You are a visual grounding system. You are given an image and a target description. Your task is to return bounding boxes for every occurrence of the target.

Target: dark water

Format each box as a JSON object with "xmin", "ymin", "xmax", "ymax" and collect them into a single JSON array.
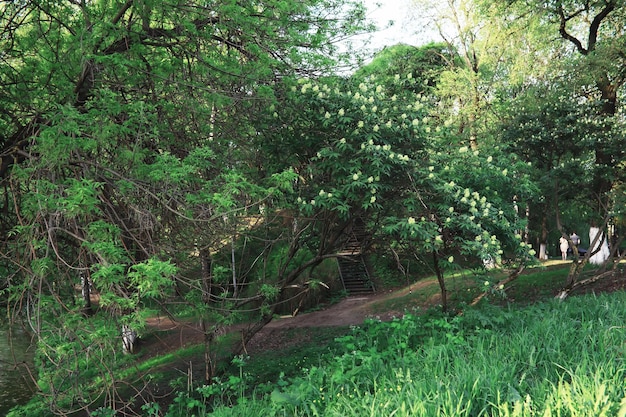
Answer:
[{"xmin": 0, "ymin": 325, "xmax": 35, "ymax": 416}]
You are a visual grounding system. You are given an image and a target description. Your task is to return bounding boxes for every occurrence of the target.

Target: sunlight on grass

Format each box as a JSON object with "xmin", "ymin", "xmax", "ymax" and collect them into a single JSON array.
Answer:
[
  {"xmin": 184, "ymin": 290, "xmax": 626, "ymax": 417},
  {"xmin": 97, "ymin": 264, "xmax": 626, "ymax": 417},
  {"xmin": 367, "ymin": 264, "xmax": 573, "ymax": 314}
]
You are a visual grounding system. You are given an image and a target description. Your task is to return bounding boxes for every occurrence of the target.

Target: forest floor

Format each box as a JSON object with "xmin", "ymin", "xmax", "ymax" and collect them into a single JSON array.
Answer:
[
  {"xmin": 122, "ymin": 260, "xmax": 626, "ymax": 415},
  {"xmin": 142, "ymin": 260, "xmax": 626, "ymax": 358},
  {"xmin": 128, "ymin": 286, "xmax": 418, "ymax": 415},
  {"xmin": 142, "ymin": 277, "xmax": 438, "ymax": 358}
]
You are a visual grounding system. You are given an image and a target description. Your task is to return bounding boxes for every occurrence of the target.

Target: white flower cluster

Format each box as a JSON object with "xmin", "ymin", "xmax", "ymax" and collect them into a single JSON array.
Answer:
[
  {"xmin": 296, "ymin": 79, "xmax": 332, "ymax": 98},
  {"xmin": 454, "ymin": 188, "xmax": 496, "ymax": 220},
  {"xmin": 358, "ymin": 140, "xmax": 411, "ymax": 162},
  {"xmin": 474, "ymin": 230, "xmax": 504, "ymax": 256}
]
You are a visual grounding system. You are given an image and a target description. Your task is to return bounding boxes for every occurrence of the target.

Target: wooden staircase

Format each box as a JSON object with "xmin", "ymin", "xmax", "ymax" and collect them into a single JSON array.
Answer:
[
  {"xmin": 337, "ymin": 219, "xmax": 375, "ymax": 295},
  {"xmin": 337, "ymin": 255, "xmax": 374, "ymax": 295}
]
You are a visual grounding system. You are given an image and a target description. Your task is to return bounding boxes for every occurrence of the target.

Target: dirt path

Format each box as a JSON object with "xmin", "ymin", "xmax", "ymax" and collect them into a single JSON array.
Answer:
[
  {"xmin": 265, "ymin": 296, "xmax": 384, "ymax": 328},
  {"xmin": 265, "ymin": 278, "xmax": 439, "ymax": 329},
  {"xmin": 141, "ymin": 295, "xmax": 382, "ymax": 355},
  {"xmin": 142, "ymin": 266, "xmax": 626, "ymax": 357},
  {"xmin": 141, "ymin": 278, "xmax": 442, "ymax": 360}
]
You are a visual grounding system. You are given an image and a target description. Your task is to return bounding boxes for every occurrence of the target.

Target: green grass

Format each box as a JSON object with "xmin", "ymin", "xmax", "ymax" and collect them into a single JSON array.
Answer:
[
  {"xmin": 13, "ymin": 264, "xmax": 626, "ymax": 417},
  {"xmin": 368, "ymin": 265, "xmax": 570, "ymax": 315},
  {"xmin": 156, "ymin": 285, "xmax": 626, "ymax": 417},
  {"xmin": 498, "ymin": 264, "xmax": 570, "ymax": 303},
  {"xmin": 237, "ymin": 327, "xmax": 349, "ymax": 385},
  {"xmin": 368, "ymin": 270, "xmax": 485, "ymax": 314},
  {"xmin": 120, "ymin": 344, "xmax": 205, "ymax": 379}
]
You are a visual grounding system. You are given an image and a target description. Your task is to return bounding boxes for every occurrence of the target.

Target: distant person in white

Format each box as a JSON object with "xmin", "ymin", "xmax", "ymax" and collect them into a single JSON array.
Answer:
[
  {"xmin": 589, "ymin": 225, "xmax": 610, "ymax": 265},
  {"xmin": 559, "ymin": 236, "xmax": 569, "ymax": 260}
]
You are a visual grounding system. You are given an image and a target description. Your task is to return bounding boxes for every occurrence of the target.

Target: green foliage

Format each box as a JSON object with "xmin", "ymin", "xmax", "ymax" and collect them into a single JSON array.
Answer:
[
  {"xmin": 168, "ymin": 291, "xmax": 626, "ymax": 417},
  {"xmin": 0, "ymin": 1, "xmax": 375, "ymax": 414},
  {"xmin": 22, "ymin": 314, "xmax": 128, "ymax": 414},
  {"xmin": 128, "ymin": 258, "xmax": 177, "ymax": 298},
  {"xmin": 369, "ymin": 253, "xmax": 410, "ymax": 287},
  {"xmin": 270, "ymin": 71, "xmax": 536, "ymax": 275},
  {"xmin": 5, "ymin": 0, "xmax": 626, "ymax": 414},
  {"xmin": 353, "ymin": 43, "xmax": 454, "ymax": 96}
]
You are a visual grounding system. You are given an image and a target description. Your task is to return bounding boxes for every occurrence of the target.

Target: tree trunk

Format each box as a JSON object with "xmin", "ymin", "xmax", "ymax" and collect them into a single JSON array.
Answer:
[
  {"xmin": 81, "ymin": 272, "xmax": 92, "ymax": 315},
  {"xmin": 470, "ymin": 265, "xmax": 525, "ymax": 306},
  {"xmin": 231, "ymin": 237, "xmax": 238, "ymax": 298},
  {"xmin": 200, "ymin": 248, "xmax": 216, "ymax": 383},
  {"xmin": 594, "ymin": 80, "xmax": 617, "ymax": 198},
  {"xmin": 433, "ymin": 252, "xmax": 447, "ymax": 312}
]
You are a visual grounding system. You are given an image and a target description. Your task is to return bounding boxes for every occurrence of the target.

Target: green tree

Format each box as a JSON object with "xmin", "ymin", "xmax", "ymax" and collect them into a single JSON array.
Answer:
[
  {"xmin": 489, "ymin": 0, "xmax": 626, "ymax": 208},
  {"xmin": 502, "ymin": 85, "xmax": 593, "ymax": 254},
  {"xmin": 353, "ymin": 42, "xmax": 452, "ymax": 95},
  {"xmin": 401, "ymin": 0, "xmax": 576, "ymax": 274},
  {"xmin": 0, "ymin": 0, "xmax": 369, "ymax": 413},
  {"xmin": 481, "ymin": 0, "xmax": 626, "ymax": 294},
  {"xmin": 410, "ymin": 0, "xmax": 521, "ymax": 151},
  {"xmin": 263, "ymin": 65, "xmax": 536, "ymax": 311}
]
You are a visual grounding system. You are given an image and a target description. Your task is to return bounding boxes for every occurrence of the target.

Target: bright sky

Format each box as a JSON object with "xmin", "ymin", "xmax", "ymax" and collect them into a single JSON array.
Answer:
[
  {"xmin": 338, "ymin": 0, "xmax": 441, "ymax": 70},
  {"xmin": 362, "ymin": 0, "xmax": 418, "ymax": 48}
]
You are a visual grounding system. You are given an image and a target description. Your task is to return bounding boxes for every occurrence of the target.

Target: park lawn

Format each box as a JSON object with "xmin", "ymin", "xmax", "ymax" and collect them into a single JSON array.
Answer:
[{"xmin": 157, "ymin": 265, "xmax": 626, "ymax": 417}]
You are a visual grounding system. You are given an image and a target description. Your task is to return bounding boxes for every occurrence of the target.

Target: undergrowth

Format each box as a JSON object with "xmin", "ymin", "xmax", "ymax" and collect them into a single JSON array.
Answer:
[
  {"xmin": 147, "ymin": 290, "xmax": 626, "ymax": 417},
  {"xmin": 11, "ymin": 265, "xmax": 626, "ymax": 416}
]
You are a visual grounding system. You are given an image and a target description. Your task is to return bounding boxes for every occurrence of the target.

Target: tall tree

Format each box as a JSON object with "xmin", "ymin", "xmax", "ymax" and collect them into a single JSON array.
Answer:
[
  {"xmin": 492, "ymin": 0, "xmax": 626, "ymax": 204},
  {"xmin": 266, "ymin": 47, "xmax": 537, "ymax": 312},
  {"xmin": 399, "ymin": 0, "xmax": 553, "ymax": 269},
  {"xmin": 410, "ymin": 0, "xmax": 507, "ymax": 150},
  {"xmin": 482, "ymin": 0, "xmax": 626, "ymax": 293},
  {"xmin": 0, "ymin": 0, "xmax": 369, "ymax": 413}
]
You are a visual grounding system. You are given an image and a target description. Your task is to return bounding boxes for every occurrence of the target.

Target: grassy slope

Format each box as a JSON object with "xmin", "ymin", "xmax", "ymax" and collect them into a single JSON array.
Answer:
[
  {"xmin": 158, "ymin": 263, "xmax": 626, "ymax": 416},
  {"xmin": 12, "ymin": 263, "xmax": 626, "ymax": 416}
]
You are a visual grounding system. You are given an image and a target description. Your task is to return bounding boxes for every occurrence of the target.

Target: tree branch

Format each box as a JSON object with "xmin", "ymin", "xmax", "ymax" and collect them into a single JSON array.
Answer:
[
  {"xmin": 557, "ymin": 5, "xmax": 587, "ymax": 54},
  {"xmin": 0, "ymin": 115, "xmax": 46, "ymax": 177},
  {"xmin": 587, "ymin": 0, "xmax": 616, "ymax": 52},
  {"xmin": 557, "ymin": 0, "xmax": 616, "ymax": 55}
]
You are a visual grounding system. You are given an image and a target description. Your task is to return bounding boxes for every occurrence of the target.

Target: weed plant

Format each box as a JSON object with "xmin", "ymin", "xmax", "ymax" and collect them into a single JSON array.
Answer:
[{"xmin": 156, "ymin": 291, "xmax": 626, "ymax": 416}]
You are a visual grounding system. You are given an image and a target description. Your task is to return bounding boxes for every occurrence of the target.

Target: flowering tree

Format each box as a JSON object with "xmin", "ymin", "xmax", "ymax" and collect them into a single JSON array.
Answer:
[
  {"xmin": 477, "ymin": 0, "xmax": 626, "ymax": 294},
  {"xmin": 264, "ymin": 63, "xmax": 537, "ymax": 311}
]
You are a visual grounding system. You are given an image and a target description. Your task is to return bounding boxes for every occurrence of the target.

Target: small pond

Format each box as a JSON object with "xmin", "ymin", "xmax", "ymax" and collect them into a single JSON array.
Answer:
[{"xmin": 0, "ymin": 324, "xmax": 35, "ymax": 416}]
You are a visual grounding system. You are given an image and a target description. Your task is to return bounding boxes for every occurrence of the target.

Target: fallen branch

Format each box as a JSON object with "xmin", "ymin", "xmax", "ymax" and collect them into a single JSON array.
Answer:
[
  {"xmin": 556, "ymin": 268, "xmax": 619, "ymax": 301},
  {"xmin": 470, "ymin": 264, "xmax": 525, "ymax": 307}
]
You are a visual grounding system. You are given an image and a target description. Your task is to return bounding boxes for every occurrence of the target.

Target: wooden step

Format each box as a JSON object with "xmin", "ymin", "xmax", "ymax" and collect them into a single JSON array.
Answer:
[{"xmin": 337, "ymin": 255, "xmax": 374, "ymax": 295}]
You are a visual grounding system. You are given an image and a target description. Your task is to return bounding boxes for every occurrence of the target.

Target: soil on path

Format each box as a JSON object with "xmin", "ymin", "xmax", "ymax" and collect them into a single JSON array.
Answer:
[
  {"xmin": 142, "ymin": 266, "xmax": 626, "ymax": 357},
  {"xmin": 143, "ymin": 279, "xmax": 439, "ymax": 357},
  {"xmin": 141, "ymin": 294, "xmax": 392, "ymax": 357}
]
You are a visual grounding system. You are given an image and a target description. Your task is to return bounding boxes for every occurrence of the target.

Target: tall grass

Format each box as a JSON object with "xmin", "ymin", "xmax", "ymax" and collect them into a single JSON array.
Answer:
[{"xmin": 161, "ymin": 291, "xmax": 626, "ymax": 417}]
